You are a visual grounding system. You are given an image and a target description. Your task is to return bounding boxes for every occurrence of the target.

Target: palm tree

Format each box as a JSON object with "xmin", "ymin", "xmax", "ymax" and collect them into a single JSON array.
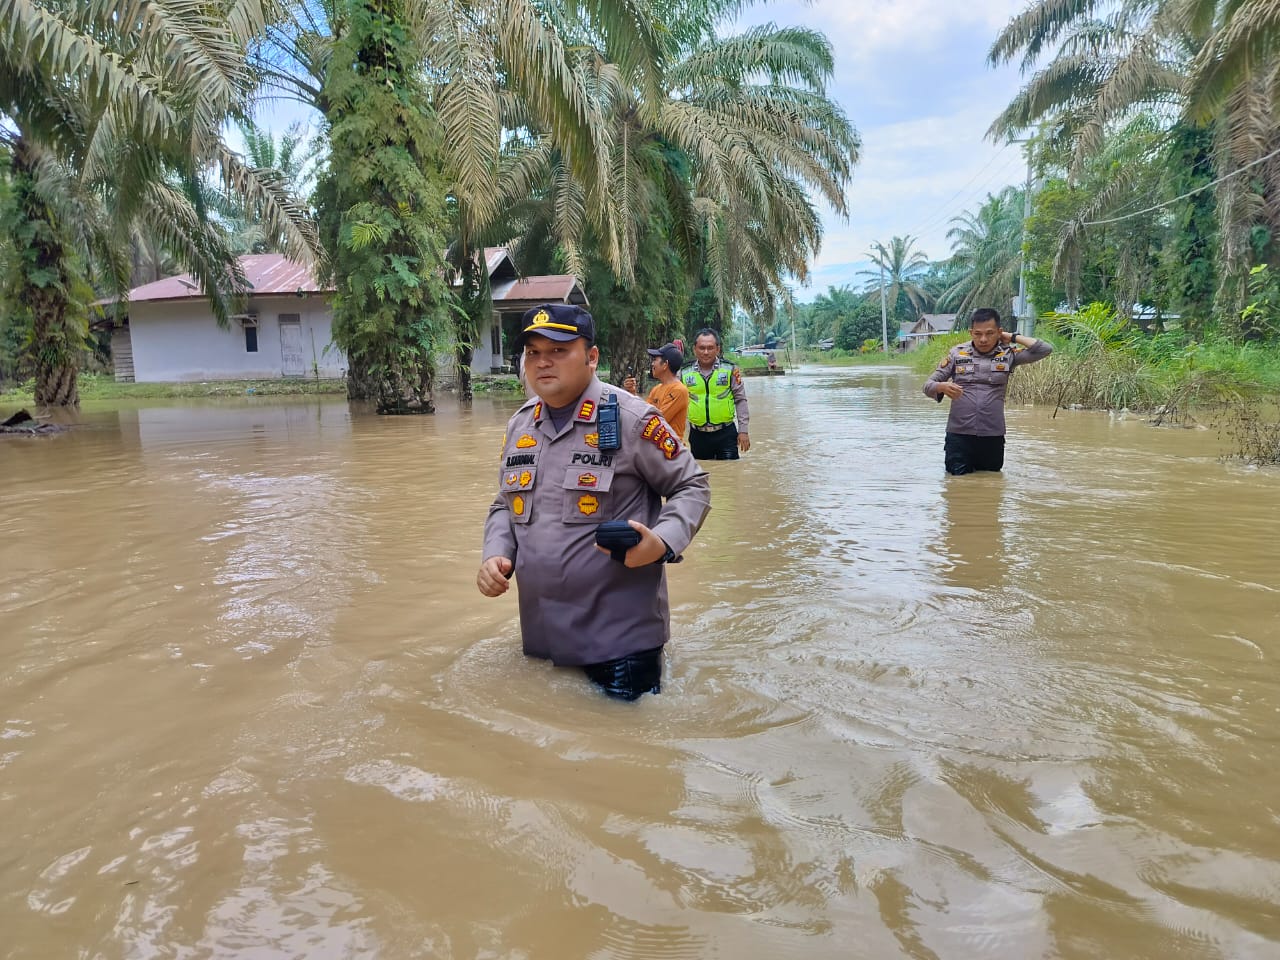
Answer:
[
  {"xmin": 217, "ymin": 120, "xmax": 321, "ymax": 255},
  {"xmin": 941, "ymin": 187, "xmax": 1025, "ymax": 317},
  {"xmin": 859, "ymin": 235, "xmax": 933, "ymax": 332},
  {"xmin": 1183, "ymin": 0, "xmax": 1280, "ymax": 118},
  {"xmin": 506, "ymin": 20, "xmax": 859, "ymax": 373},
  {"xmin": 0, "ymin": 0, "xmax": 319, "ymax": 404}
]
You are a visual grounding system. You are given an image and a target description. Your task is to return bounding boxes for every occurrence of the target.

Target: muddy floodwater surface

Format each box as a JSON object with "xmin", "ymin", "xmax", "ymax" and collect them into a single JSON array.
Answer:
[{"xmin": 2, "ymin": 366, "xmax": 1278, "ymax": 959}]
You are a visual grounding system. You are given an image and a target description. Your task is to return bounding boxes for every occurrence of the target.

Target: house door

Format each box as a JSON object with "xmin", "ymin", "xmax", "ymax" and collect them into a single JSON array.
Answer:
[{"xmin": 278, "ymin": 316, "xmax": 305, "ymax": 376}]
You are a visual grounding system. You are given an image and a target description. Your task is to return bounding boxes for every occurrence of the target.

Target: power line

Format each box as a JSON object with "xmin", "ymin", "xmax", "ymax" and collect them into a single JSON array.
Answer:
[
  {"xmin": 909, "ymin": 153, "xmax": 1028, "ymax": 242},
  {"xmin": 1079, "ymin": 144, "xmax": 1280, "ymax": 226},
  {"xmin": 904, "ymin": 141, "xmax": 1020, "ymax": 238}
]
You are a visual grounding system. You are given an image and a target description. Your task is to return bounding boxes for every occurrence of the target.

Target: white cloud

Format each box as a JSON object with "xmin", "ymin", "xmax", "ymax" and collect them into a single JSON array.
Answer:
[{"xmin": 808, "ymin": 0, "xmax": 1025, "ymax": 58}]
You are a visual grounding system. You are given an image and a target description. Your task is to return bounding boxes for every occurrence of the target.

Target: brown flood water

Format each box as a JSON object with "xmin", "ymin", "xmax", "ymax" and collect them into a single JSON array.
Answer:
[{"xmin": 2, "ymin": 365, "xmax": 1279, "ymax": 959}]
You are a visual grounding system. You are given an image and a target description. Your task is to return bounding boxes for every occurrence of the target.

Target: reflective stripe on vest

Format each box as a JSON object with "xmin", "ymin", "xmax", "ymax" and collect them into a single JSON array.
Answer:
[{"xmin": 682, "ymin": 366, "xmax": 735, "ymax": 426}]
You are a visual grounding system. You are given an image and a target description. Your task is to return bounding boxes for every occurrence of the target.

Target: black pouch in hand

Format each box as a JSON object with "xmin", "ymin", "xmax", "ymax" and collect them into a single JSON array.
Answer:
[{"xmin": 595, "ymin": 519, "xmax": 641, "ymax": 563}]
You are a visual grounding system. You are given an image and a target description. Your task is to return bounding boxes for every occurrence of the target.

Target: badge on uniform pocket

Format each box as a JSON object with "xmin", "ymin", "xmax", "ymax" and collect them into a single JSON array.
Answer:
[{"xmin": 562, "ymin": 466, "xmax": 614, "ymax": 523}]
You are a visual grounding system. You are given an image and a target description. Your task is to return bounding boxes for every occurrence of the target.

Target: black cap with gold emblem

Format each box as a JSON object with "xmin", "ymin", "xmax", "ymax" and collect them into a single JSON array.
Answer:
[{"xmin": 514, "ymin": 303, "xmax": 595, "ymax": 349}]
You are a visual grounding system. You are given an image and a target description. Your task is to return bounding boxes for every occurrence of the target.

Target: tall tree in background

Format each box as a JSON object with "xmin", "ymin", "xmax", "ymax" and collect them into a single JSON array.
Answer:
[
  {"xmin": 509, "ymin": 19, "xmax": 858, "ymax": 373},
  {"xmin": 259, "ymin": 0, "xmax": 661, "ymax": 405},
  {"xmin": 942, "ymin": 187, "xmax": 1025, "ymax": 316},
  {"xmin": 314, "ymin": 0, "xmax": 453, "ymax": 413}
]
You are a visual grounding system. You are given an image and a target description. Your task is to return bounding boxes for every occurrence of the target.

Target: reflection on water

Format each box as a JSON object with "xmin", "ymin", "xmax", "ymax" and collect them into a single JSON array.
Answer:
[
  {"xmin": 1, "ymin": 374, "xmax": 1278, "ymax": 959},
  {"xmin": 938, "ymin": 477, "xmax": 1008, "ymax": 591}
]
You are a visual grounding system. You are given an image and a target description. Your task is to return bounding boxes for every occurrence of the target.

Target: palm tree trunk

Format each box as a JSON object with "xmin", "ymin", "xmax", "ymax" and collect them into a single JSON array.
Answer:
[
  {"xmin": 453, "ymin": 246, "xmax": 488, "ymax": 406},
  {"xmin": 609, "ymin": 328, "xmax": 649, "ymax": 387},
  {"xmin": 10, "ymin": 140, "xmax": 85, "ymax": 407},
  {"xmin": 455, "ymin": 342, "xmax": 474, "ymax": 403}
]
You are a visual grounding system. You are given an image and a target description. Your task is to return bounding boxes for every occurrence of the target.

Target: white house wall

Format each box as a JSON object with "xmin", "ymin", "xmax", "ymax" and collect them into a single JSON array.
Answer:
[
  {"xmin": 129, "ymin": 296, "xmax": 347, "ymax": 382},
  {"xmin": 470, "ymin": 314, "xmax": 502, "ymax": 374}
]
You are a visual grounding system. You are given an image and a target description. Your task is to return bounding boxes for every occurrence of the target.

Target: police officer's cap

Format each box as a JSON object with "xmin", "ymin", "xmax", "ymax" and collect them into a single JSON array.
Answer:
[{"xmin": 515, "ymin": 303, "xmax": 595, "ymax": 349}]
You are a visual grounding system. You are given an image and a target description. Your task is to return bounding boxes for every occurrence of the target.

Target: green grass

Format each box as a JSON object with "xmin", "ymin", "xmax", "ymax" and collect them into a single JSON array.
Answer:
[
  {"xmin": 797, "ymin": 348, "xmax": 903, "ymax": 365},
  {"xmin": 472, "ymin": 375, "xmax": 523, "ymax": 394},
  {"xmin": 908, "ymin": 333, "xmax": 970, "ymax": 374},
  {"xmin": 722, "ymin": 351, "xmax": 770, "ymax": 370},
  {"xmin": 1, "ymin": 373, "xmax": 348, "ymax": 403}
]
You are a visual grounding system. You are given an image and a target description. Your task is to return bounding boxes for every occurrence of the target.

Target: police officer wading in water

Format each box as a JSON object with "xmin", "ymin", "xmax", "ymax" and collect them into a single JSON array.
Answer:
[
  {"xmin": 680, "ymin": 328, "xmax": 751, "ymax": 459},
  {"xmin": 923, "ymin": 307, "xmax": 1053, "ymax": 475},
  {"xmin": 477, "ymin": 303, "xmax": 711, "ymax": 700}
]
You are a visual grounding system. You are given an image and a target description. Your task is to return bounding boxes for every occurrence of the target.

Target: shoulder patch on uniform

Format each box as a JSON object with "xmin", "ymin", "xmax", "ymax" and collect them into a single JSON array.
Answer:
[
  {"xmin": 516, "ymin": 434, "xmax": 537, "ymax": 448},
  {"xmin": 937, "ymin": 356, "xmax": 950, "ymax": 369},
  {"xmin": 732, "ymin": 368, "xmax": 742, "ymax": 384},
  {"xmin": 576, "ymin": 400, "xmax": 594, "ymax": 420},
  {"xmin": 642, "ymin": 416, "xmax": 681, "ymax": 459}
]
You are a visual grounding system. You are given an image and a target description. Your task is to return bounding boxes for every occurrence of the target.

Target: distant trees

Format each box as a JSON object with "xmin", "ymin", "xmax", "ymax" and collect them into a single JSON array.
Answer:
[
  {"xmin": 792, "ymin": 285, "xmax": 883, "ymax": 349},
  {"xmin": 940, "ymin": 187, "xmax": 1024, "ymax": 317}
]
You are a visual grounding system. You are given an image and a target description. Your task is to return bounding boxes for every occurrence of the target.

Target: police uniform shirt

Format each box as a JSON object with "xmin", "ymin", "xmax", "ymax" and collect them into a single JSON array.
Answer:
[
  {"xmin": 483, "ymin": 377, "xmax": 711, "ymax": 666},
  {"xmin": 923, "ymin": 338, "xmax": 1053, "ymax": 436}
]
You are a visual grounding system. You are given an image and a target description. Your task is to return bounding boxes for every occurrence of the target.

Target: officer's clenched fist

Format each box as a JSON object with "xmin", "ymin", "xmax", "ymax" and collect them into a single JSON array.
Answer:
[{"xmin": 477, "ymin": 556, "xmax": 513, "ymax": 596}]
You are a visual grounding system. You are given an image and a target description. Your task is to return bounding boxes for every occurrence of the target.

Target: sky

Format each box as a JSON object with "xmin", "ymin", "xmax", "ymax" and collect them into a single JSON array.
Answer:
[
  {"xmin": 249, "ymin": 0, "xmax": 1034, "ymax": 304},
  {"xmin": 733, "ymin": 0, "xmax": 1034, "ymax": 298}
]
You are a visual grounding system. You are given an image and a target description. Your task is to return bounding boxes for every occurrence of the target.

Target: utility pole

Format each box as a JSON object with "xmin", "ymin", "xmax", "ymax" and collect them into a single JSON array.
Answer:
[
  {"xmin": 878, "ymin": 256, "xmax": 889, "ymax": 353},
  {"xmin": 1015, "ymin": 139, "xmax": 1035, "ymax": 336}
]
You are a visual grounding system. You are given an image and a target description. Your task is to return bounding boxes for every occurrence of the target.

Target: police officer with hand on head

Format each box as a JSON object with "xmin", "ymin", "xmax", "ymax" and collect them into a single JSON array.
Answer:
[
  {"xmin": 923, "ymin": 307, "xmax": 1053, "ymax": 475},
  {"xmin": 477, "ymin": 303, "xmax": 711, "ymax": 700},
  {"xmin": 681, "ymin": 328, "xmax": 750, "ymax": 460}
]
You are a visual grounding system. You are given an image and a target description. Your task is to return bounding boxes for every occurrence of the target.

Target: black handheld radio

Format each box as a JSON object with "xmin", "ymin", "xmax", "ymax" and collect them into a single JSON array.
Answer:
[{"xmin": 597, "ymin": 392, "xmax": 621, "ymax": 451}]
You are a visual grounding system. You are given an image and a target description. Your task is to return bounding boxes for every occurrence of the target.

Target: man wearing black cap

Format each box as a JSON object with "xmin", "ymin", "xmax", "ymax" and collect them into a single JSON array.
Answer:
[
  {"xmin": 622, "ymin": 341, "xmax": 689, "ymax": 439},
  {"xmin": 476, "ymin": 303, "xmax": 711, "ymax": 700}
]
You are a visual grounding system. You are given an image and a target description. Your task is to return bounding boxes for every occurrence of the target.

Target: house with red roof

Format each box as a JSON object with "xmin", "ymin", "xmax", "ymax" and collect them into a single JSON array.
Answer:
[{"xmin": 103, "ymin": 249, "xmax": 587, "ymax": 383}]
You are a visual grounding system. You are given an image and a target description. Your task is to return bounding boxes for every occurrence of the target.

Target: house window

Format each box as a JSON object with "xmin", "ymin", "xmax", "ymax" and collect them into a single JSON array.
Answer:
[{"xmin": 245, "ymin": 325, "xmax": 258, "ymax": 352}]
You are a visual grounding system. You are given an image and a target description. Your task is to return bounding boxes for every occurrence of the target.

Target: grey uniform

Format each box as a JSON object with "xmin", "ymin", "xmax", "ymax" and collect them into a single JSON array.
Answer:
[
  {"xmin": 923, "ymin": 339, "xmax": 1053, "ymax": 435},
  {"xmin": 482, "ymin": 376, "xmax": 711, "ymax": 666}
]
